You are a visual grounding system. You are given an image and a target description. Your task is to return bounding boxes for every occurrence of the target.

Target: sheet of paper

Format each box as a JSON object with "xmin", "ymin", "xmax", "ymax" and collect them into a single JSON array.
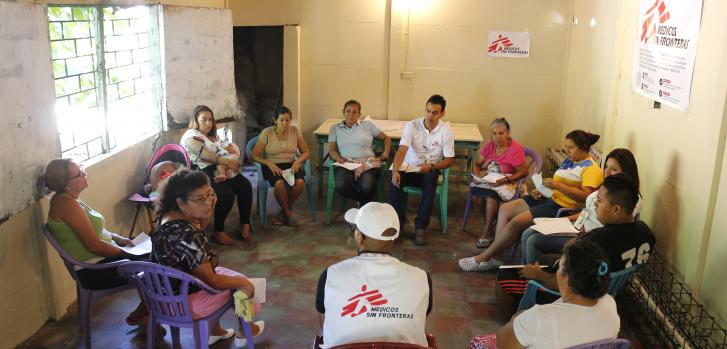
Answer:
[
  {"xmin": 531, "ymin": 173, "xmax": 553, "ymax": 198},
  {"xmin": 334, "ymin": 162, "xmax": 362, "ymax": 171},
  {"xmin": 499, "ymin": 265, "xmax": 548, "ymax": 269},
  {"xmin": 472, "ymin": 172, "xmax": 506, "ymax": 184},
  {"xmin": 364, "ymin": 115, "xmax": 404, "ymax": 132},
  {"xmin": 531, "ymin": 217, "xmax": 579, "ymax": 235},
  {"xmin": 249, "ymin": 278, "xmax": 266, "ymax": 303},
  {"xmin": 389, "ymin": 163, "xmax": 421, "ymax": 173},
  {"xmin": 281, "ymin": 168, "xmax": 295, "ymax": 186},
  {"xmin": 131, "ymin": 232, "xmax": 150, "ymax": 245},
  {"xmin": 120, "ymin": 236, "xmax": 152, "ymax": 255}
]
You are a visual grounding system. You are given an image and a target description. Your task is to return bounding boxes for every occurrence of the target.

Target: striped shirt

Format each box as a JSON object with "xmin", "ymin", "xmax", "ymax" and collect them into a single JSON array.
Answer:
[{"xmin": 551, "ymin": 156, "xmax": 603, "ymax": 208}]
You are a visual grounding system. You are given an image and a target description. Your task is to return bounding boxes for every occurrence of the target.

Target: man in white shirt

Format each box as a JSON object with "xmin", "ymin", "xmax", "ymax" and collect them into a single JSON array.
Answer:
[
  {"xmin": 315, "ymin": 202, "xmax": 433, "ymax": 348},
  {"xmin": 389, "ymin": 94, "xmax": 455, "ymax": 246}
]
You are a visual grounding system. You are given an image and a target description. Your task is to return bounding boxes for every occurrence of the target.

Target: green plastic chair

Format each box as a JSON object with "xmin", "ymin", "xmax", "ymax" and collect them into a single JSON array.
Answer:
[
  {"xmin": 401, "ymin": 168, "xmax": 450, "ymax": 234},
  {"xmin": 325, "ymin": 161, "xmax": 388, "ymax": 224}
]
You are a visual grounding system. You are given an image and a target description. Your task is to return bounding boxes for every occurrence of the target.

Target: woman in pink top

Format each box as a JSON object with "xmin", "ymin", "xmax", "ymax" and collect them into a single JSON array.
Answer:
[{"xmin": 471, "ymin": 118, "xmax": 528, "ymax": 248}]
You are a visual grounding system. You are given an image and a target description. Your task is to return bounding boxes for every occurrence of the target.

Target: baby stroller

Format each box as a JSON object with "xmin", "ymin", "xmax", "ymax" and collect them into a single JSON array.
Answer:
[{"xmin": 128, "ymin": 143, "xmax": 191, "ymax": 237}]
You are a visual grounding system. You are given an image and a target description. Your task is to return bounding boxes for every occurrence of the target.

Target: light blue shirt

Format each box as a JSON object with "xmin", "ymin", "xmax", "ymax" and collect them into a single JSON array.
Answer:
[{"xmin": 328, "ymin": 120, "xmax": 382, "ymax": 159}]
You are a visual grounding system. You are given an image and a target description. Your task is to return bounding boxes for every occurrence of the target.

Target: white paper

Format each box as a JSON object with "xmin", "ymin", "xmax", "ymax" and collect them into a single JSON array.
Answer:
[
  {"xmin": 531, "ymin": 173, "xmax": 553, "ymax": 198},
  {"xmin": 120, "ymin": 233, "xmax": 152, "ymax": 255},
  {"xmin": 334, "ymin": 162, "xmax": 362, "ymax": 171},
  {"xmin": 249, "ymin": 278, "xmax": 266, "ymax": 303},
  {"xmin": 531, "ymin": 217, "xmax": 579, "ymax": 236},
  {"xmin": 281, "ymin": 169, "xmax": 295, "ymax": 186},
  {"xmin": 389, "ymin": 163, "xmax": 421, "ymax": 173},
  {"xmin": 364, "ymin": 115, "xmax": 404, "ymax": 132},
  {"xmin": 631, "ymin": 0, "xmax": 702, "ymax": 111},
  {"xmin": 499, "ymin": 265, "xmax": 548, "ymax": 269},
  {"xmin": 472, "ymin": 172, "xmax": 506, "ymax": 184}
]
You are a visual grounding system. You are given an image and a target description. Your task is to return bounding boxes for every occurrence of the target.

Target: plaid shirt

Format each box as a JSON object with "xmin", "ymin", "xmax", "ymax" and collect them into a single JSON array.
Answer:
[{"xmin": 151, "ymin": 219, "xmax": 218, "ymax": 293}]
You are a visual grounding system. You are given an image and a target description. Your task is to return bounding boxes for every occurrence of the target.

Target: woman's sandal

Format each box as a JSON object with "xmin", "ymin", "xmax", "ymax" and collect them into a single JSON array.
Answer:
[
  {"xmin": 476, "ymin": 238, "xmax": 493, "ymax": 249},
  {"xmin": 283, "ymin": 215, "xmax": 298, "ymax": 227},
  {"xmin": 271, "ymin": 214, "xmax": 284, "ymax": 225}
]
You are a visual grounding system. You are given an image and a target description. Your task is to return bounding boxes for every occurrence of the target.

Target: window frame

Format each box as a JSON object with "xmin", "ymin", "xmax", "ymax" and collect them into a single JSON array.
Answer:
[{"xmin": 48, "ymin": 4, "xmax": 163, "ymax": 163}]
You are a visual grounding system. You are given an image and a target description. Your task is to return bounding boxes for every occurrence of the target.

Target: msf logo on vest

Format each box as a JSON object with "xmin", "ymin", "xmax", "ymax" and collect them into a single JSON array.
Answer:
[
  {"xmin": 341, "ymin": 284, "xmax": 388, "ymax": 318},
  {"xmin": 488, "ymin": 35, "xmax": 513, "ymax": 53},
  {"xmin": 641, "ymin": 0, "xmax": 671, "ymax": 43}
]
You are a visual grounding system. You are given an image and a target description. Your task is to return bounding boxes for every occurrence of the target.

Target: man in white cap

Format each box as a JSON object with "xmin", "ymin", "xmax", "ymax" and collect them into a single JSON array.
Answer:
[{"xmin": 315, "ymin": 202, "xmax": 433, "ymax": 348}]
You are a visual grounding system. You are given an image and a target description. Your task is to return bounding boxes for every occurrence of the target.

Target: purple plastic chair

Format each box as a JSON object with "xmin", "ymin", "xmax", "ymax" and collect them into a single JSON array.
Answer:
[
  {"xmin": 118, "ymin": 261, "xmax": 255, "ymax": 349},
  {"xmin": 461, "ymin": 146, "xmax": 542, "ymax": 232},
  {"xmin": 565, "ymin": 338, "xmax": 631, "ymax": 349},
  {"xmin": 41, "ymin": 224, "xmax": 133, "ymax": 349}
]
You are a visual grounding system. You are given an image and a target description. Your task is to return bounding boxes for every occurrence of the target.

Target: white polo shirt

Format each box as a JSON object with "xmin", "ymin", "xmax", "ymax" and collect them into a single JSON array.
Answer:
[
  {"xmin": 399, "ymin": 117, "xmax": 455, "ymax": 166},
  {"xmin": 316, "ymin": 253, "xmax": 432, "ymax": 348}
]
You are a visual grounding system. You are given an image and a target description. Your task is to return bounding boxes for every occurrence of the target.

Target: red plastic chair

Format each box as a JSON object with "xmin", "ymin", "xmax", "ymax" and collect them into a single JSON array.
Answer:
[{"xmin": 313, "ymin": 334, "xmax": 438, "ymax": 349}]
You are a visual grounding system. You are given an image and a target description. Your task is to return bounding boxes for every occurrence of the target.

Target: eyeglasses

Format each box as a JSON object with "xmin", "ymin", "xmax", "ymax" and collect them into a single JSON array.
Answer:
[
  {"xmin": 66, "ymin": 166, "xmax": 86, "ymax": 181},
  {"xmin": 188, "ymin": 192, "xmax": 216, "ymax": 205}
]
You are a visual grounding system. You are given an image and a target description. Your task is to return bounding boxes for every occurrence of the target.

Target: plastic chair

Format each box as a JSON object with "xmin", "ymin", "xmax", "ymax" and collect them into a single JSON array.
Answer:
[
  {"xmin": 245, "ymin": 136, "xmax": 316, "ymax": 227},
  {"xmin": 461, "ymin": 147, "xmax": 542, "ymax": 231},
  {"xmin": 517, "ymin": 264, "xmax": 642, "ymax": 311},
  {"xmin": 400, "ymin": 168, "xmax": 450, "ymax": 234},
  {"xmin": 313, "ymin": 334, "xmax": 438, "ymax": 348},
  {"xmin": 565, "ymin": 338, "xmax": 632, "ymax": 349},
  {"xmin": 118, "ymin": 261, "xmax": 256, "ymax": 349},
  {"xmin": 325, "ymin": 159, "xmax": 388, "ymax": 224},
  {"xmin": 41, "ymin": 224, "xmax": 133, "ymax": 349}
]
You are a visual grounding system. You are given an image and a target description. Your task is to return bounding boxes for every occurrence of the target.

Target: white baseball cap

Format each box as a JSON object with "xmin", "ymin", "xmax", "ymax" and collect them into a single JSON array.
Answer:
[{"xmin": 344, "ymin": 202, "xmax": 400, "ymax": 241}]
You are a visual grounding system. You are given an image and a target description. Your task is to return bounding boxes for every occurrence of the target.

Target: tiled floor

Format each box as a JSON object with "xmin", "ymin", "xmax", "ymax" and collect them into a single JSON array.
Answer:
[{"xmin": 18, "ymin": 171, "xmax": 633, "ymax": 348}]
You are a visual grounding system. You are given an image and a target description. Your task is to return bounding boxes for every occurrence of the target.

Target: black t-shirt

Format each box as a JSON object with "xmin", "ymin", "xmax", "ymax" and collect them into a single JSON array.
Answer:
[{"xmin": 581, "ymin": 220, "xmax": 656, "ymax": 271}]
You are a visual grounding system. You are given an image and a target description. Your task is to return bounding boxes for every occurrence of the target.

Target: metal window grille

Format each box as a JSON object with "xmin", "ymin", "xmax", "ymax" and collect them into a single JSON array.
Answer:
[{"xmin": 48, "ymin": 5, "xmax": 161, "ymax": 162}]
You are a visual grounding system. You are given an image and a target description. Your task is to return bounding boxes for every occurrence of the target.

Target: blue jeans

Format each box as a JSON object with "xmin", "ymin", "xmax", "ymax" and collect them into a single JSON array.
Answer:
[
  {"xmin": 521, "ymin": 227, "xmax": 573, "ymax": 264},
  {"xmin": 389, "ymin": 170, "xmax": 440, "ymax": 230}
]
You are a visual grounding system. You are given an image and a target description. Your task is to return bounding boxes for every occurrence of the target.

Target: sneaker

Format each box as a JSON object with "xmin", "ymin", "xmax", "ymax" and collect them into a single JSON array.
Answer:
[
  {"xmin": 234, "ymin": 321, "xmax": 265, "ymax": 347},
  {"xmin": 414, "ymin": 229, "xmax": 428, "ymax": 246},
  {"xmin": 458, "ymin": 257, "xmax": 503, "ymax": 272}
]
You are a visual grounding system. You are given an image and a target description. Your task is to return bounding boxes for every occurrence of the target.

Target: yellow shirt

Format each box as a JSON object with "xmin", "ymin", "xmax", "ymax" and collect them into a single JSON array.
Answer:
[{"xmin": 551, "ymin": 156, "xmax": 603, "ymax": 208}]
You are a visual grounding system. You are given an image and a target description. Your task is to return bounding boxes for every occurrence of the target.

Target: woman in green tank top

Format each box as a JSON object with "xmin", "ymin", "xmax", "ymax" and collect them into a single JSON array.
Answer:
[{"xmin": 44, "ymin": 159, "xmax": 149, "ymax": 329}]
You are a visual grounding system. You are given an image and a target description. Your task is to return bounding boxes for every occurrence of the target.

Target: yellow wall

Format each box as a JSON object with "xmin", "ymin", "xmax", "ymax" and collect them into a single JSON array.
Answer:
[
  {"xmin": 562, "ymin": 0, "xmax": 727, "ymax": 323},
  {"xmin": 229, "ymin": 0, "xmax": 572, "ymax": 159}
]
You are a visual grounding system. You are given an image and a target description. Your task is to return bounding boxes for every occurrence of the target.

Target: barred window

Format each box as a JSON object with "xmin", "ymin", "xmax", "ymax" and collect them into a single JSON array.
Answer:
[{"xmin": 48, "ymin": 5, "xmax": 162, "ymax": 162}]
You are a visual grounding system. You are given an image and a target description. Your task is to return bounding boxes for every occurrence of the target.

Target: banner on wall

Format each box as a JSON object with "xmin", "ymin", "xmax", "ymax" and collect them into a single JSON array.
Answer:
[
  {"xmin": 632, "ymin": 0, "xmax": 702, "ymax": 111},
  {"xmin": 487, "ymin": 31, "xmax": 530, "ymax": 58}
]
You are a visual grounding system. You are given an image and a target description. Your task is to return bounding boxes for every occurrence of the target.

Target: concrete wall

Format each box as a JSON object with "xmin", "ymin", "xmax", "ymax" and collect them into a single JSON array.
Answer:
[
  {"xmin": 162, "ymin": 6, "xmax": 240, "ymax": 123},
  {"xmin": 0, "ymin": 2, "xmax": 60, "ymax": 224},
  {"xmin": 562, "ymin": 0, "xmax": 727, "ymax": 324},
  {"xmin": 229, "ymin": 0, "xmax": 572, "ymax": 161},
  {"xmin": 0, "ymin": 1, "xmax": 231, "ymax": 347}
]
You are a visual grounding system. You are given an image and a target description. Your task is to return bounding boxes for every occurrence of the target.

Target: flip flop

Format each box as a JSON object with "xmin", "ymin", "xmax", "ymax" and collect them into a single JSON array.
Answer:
[
  {"xmin": 271, "ymin": 214, "xmax": 284, "ymax": 225},
  {"xmin": 476, "ymin": 238, "xmax": 493, "ymax": 249}
]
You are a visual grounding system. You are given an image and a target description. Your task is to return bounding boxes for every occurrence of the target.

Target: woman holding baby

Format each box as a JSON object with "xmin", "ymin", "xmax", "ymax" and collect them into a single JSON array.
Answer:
[{"xmin": 181, "ymin": 105, "xmax": 253, "ymax": 244}]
